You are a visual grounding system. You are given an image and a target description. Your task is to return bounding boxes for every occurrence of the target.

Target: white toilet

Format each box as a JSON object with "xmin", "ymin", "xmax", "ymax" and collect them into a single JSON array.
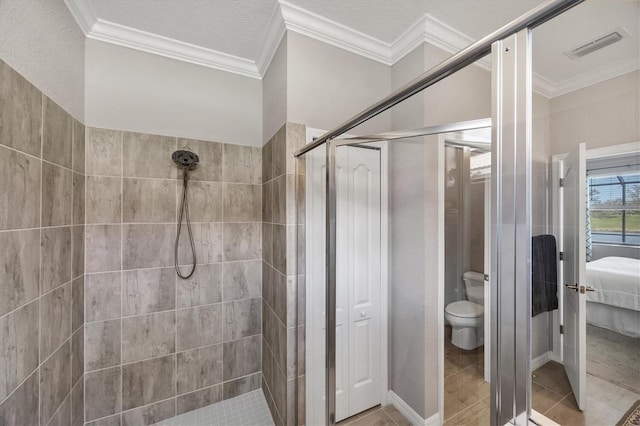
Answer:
[{"xmin": 445, "ymin": 271, "xmax": 485, "ymax": 350}]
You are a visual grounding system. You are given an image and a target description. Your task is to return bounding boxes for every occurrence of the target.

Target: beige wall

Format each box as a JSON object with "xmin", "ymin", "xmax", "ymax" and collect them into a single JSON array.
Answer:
[
  {"xmin": 263, "ymin": 37, "xmax": 288, "ymax": 143},
  {"xmin": 0, "ymin": 0, "xmax": 85, "ymax": 120},
  {"xmin": 286, "ymin": 32, "xmax": 392, "ymax": 135},
  {"xmin": 85, "ymin": 40, "xmax": 263, "ymax": 147},
  {"xmin": 549, "ymin": 70, "xmax": 640, "ymax": 156}
]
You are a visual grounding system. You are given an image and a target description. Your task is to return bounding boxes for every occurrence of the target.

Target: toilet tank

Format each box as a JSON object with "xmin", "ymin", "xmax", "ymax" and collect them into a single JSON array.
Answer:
[{"xmin": 463, "ymin": 271, "xmax": 485, "ymax": 304}]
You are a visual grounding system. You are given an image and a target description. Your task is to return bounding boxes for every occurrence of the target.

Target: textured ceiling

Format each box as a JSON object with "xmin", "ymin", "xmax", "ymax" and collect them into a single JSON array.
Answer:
[{"xmin": 83, "ymin": 0, "xmax": 640, "ymax": 88}]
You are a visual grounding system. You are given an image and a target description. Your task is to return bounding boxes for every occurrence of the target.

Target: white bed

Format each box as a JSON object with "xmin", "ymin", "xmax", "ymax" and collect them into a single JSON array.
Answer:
[{"xmin": 586, "ymin": 256, "xmax": 640, "ymax": 337}]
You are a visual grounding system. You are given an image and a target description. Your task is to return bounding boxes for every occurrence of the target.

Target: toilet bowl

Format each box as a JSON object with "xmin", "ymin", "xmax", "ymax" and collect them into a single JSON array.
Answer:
[
  {"xmin": 445, "ymin": 271, "xmax": 485, "ymax": 350},
  {"xmin": 445, "ymin": 301, "xmax": 484, "ymax": 350}
]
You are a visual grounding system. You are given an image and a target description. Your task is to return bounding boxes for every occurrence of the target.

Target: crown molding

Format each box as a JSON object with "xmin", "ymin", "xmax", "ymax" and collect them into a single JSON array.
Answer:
[
  {"xmin": 88, "ymin": 19, "xmax": 261, "ymax": 78},
  {"xmin": 278, "ymin": 0, "xmax": 393, "ymax": 65},
  {"xmin": 551, "ymin": 57, "xmax": 640, "ymax": 97},
  {"xmin": 256, "ymin": 2, "xmax": 287, "ymax": 76},
  {"xmin": 64, "ymin": 0, "xmax": 638, "ymax": 95},
  {"xmin": 63, "ymin": 0, "xmax": 97, "ymax": 35}
]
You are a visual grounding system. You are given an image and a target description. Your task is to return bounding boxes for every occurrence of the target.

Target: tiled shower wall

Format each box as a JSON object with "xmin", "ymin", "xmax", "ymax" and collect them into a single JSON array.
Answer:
[
  {"xmin": 0, "ymin": 59, "xmax": 86, "ymax": 426},
  {"xmin": 261, "ymin": 123, "xmax": 305, "ymax": 426},
  {"xmin": 82, "ymin": 129, "xmax": 263, "ymax": 425}
]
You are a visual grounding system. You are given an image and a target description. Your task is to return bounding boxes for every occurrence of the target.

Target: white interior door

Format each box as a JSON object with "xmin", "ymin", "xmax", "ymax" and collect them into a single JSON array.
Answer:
[
  {"xmin": 561, "ymin": 143, "xmax": 587, "ymax": 410},
  {"xmin": 335, "ymin": 146, "xmax": 382, "ymax": 421},
  {"xmin": 306, "ymin": 145, "xmax": 382, "ymax": 424}
]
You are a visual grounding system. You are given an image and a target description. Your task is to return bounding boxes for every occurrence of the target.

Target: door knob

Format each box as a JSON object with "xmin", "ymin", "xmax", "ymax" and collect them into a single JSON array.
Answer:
[
  {"xmin": 565, "ymin": 284, "xmax": 579, "ymax": 292},
  {"xmin": 585, "ymin": 286, "xmax": 596, "ymax": 292}
]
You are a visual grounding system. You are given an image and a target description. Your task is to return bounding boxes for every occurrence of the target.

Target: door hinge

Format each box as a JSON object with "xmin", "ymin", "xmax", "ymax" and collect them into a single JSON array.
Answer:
[
  {"xmin": 484, "ymin": 274, "xmax": 489, "ymax": 281},
  {"xmin": 560, "ymin": 325, "xmax": 564, "ymax": 334},
  {"xmin": 559, "ymin": 251, "xmax": 564, "ymax": 261},
  {"xmin": 559, "ymin": 178, "xmax": 564, "ymax": 187}
]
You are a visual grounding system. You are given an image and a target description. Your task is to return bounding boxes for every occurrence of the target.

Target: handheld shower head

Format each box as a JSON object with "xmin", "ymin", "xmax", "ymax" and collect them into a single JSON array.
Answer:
[{"xmin": 172, "ymin": 150, "xmax": 199, "ymax": 170}]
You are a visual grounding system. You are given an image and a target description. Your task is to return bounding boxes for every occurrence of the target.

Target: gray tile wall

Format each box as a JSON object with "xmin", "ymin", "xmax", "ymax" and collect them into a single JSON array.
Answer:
[
  {"xmin": 261, "ymin": 123, "xmax": 305, "ymax": 426},
  {"xmin": 83, "ymin": 129, "xmax": 264, "ymax": 425},
  {"xmin": 0, "ymin": 59, "xmax": 86, "ymax": 426}
]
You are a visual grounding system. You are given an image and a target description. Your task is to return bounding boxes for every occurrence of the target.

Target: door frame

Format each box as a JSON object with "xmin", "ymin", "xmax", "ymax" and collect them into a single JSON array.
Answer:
[
  {"xmin": 304, "ymin": 128, "xmax": 389, "ymax": 424},
  {"xmin": 550, "ymin": 140, "xmax": 640, "ymax": 364}
]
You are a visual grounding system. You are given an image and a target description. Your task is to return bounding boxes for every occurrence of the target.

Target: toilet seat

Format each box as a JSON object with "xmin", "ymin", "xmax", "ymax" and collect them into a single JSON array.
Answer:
[{"xmin": 445, "ymin": 300, "xmax": 484, "ymax": 318}]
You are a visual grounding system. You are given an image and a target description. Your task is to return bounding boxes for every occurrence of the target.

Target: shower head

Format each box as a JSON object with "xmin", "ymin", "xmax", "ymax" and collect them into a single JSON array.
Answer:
[{"xmin": 172, "ymin": 150, "xmax": 199, "ymax": 170}]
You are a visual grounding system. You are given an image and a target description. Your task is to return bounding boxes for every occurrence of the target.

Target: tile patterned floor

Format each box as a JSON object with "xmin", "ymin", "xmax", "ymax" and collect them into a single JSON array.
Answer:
[
  {"xmin": 532, "ymin": 361, "xmax": 640, "ymax": 426},
  {"xmin": 154, "ymin": 390, "xmax": 274, "ymax": 426},
  {"xmin": 443, "ymin": 326, "xmax": 489, "ymax": 425},
  {"xmin": 336, "ymin": 405, "xmax": 411, "ymax": 426}
]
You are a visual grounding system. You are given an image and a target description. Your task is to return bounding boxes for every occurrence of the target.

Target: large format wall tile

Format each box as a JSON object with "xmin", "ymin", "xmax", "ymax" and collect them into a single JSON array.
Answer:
[
  {"xmin": 223, "ymin": 260, "xmax": 261, "ymax": 302},
  {"xmin": 0, "ymin": 300, "xmax": 39, "ymax": 401},
  {"xmin": 176, "ymin": 385, "xmax": 222, "ymax": 415},
  {"xmin": 86, "ymin": 414, "xmax": 122, "ymax": 426},
  {"xmin": 72, "ymin": 172, "xmax": 85, "ymax": 226},
  {"xmin": 0, "ymin": 145, "xmax": 40, "ymax": 230},
  {"xmin": 85, "ymin": 366, "xmax": 121, "ymax": 421},
  {"xmin": 71, "ymin": 379, "xmax": 83, "ymax": 426},
  {"xmin": 223, "ymin": 223, "xmax": 261, "ymax": 261},
  {"xmin": 47, "ymin": 395, "xmax": 70, "ymax": 426},
  {"xmin": 123, "ymin": 267, "xmax": 175, "ymax": 316},
  {"xmin": 176, "ymin": 263, "xmax": 222, "ymax": 308},
  {"xmin": 71, "ymin": 225, "xmax": 84, "ymax": 279},
  {"xmin": 42, "ymin": 97, "xmax": 72, "ymax": 169},
  {"xmin": 122, "ymin": 355, "xmax": 175, "ymax": 410},
  {"xmin": 123, "ymin": 224, "xmax": 175, "ymax": 269},
  {"xmin": 0, "ymin": 229, "xmax": 39, "ymax": 316},
  {"xmin": 0, "ymin": 370, "xmax": 39, "ymax": 426},
  {"xmin": 177, "ymin": 138, "xmax": 222, "ymax": 182},
  {"xmin": 184, "ymin": 181, "xmax": 222, "ymax": 222},
  {"xmin": 86, "ymin": 176, "xmax": 122, "ymax": 224},
  {"xmin": 71, "ymin": 327, "xmax": 83, "ymax": 386},
  {"xmin": 85, "ymin": 272, "xmax": 121, "ymax": 322},
  {"xmin": 223, "ymin": 372, "xmax": 261, "ymax": 400},
  {"xmin": 224, "ymin": 298, "xmax": 261, "ymax": 341},
  {"xmin": 223, "ymin": 184, "xmax": 261, "ymax": 222},
  {"xmin": 40, "ymin": 283, "xmax": 72, "ymax": 360},
  {"xmin": 85, "ymin": 319, "xmax": 121, "ymax": 371},
  {"xmin": 262, "ymin": 139, "xmax": 272, "ymax": 183},
  {"xmin": 178, "ymin": 223, "xmax": 223, "ymax": 265},
  {"xmin": 0, "ymin": 60, "xmax": 42, "ymax": 157},
  {"xmin": 223, "ymin": 144, "xmax": 261, "ymax": 184},
  {"xmin": 41, "ymin": 226, "xmax": 71, "ymax": 294},
  {"xmin": 40, "ymin": 341, "xmax": 71, "ymax": 425},
  {"xmin": 121, "ymin": 311, "xmax": 175, "ymax": 363},
  {"xmin": 87, "ymin": 128, "xmax": 122, "ymax": 177},
  {"xmin": 41, "ymin": 162, "xmax": 72, "ymax": 227},
  {"xmin": 123, "ymin": 132, "xmax": 176, "ymax": 179},
  {"xmin": 122, "ymin": 399, "xmax": 175, "ymax": 426},
  {"xmin": 176, "ymin": 344, "xmax": 223, "ymax": 394},
  {"xmin": 176, "ymin": 304, "xmax": 223, "ymax": 351},
  {"xmin": 86, "ymin": 225, "xmax": 122, "ymax": 273},
  {"xmin": 223, "ymin": 335, "xmax": 261, "ymax": 381},
  {"xmin": 123, "ymin": 178, "xmax": 176, "ymax": 223},
  {"xmin": 72, "ymin": 119, "xmax": 85, "ymax": 174},
  {"xmin": 71, "ymin": 276, "xmax": 84, "ymax": 332}
]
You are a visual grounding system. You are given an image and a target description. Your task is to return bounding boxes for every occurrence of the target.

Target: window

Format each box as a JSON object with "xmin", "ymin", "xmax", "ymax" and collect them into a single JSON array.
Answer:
[{"xmin": 589, "ymin": 173, "xmax": 640, "ymax": 245}]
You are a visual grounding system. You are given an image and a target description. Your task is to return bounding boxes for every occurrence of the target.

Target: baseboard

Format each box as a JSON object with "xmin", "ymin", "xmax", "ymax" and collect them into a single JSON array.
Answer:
[
  {"xmin": 531, "ymin": 351, "xmax": 553, "ymax": 371},
  {"xmin": 387, "ymin": 391, "xmax": 440, "ymax": 426}
]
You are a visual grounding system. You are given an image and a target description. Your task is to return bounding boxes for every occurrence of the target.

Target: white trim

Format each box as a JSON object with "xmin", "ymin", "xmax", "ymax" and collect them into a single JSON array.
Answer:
[
  {"xmin": 531, "ymin": 351, "xmax": 552, "ymax": 371},
  {"xmin": 586, "ymin": 141, "xmax": 640, "ymax": 159},
  {"xmin": 388, "ymin": 391, "xmax": 440, "ymax": 426},
  {"xmin": 63, "ymin": 0, "xmax": 97, "ymax": 35},
  {"xmin": 255, "ymin": 2, "xmax": 287, "ymax": 76},
  {"xmin": 88, "ymin": 19, "xmax": 261, "ymax": 79},
  {"xmin": 65, "ymin": 1, "xmax": 638, "ymax": 93},
  {"xmin": 530, "ymin": 409, "xmax": 561, "ymax": 426},
  {"xmin": 380, "ymin": 142, "xmax": 390, "ymax": 406},
  {"xmin": 279, "ymin": 0, "xmax": 391, "ymax": 65}
]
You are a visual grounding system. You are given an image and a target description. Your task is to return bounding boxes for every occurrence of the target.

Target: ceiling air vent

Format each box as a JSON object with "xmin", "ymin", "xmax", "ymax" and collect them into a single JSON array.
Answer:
[{"xmin": 564, "ymin": 29, "xmax": 626, "ymax": 59}]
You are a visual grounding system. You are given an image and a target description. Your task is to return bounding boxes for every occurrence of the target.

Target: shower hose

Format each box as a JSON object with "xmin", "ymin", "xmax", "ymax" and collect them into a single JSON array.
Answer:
[{"xmin": 175, "ymin": 167, "xmax": 197, "ymax": 279}]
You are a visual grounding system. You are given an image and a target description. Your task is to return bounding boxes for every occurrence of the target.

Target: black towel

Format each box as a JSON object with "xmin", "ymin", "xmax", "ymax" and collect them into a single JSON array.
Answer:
[{"xmin": 532, "ymin": 234, "xmax": 559, "ymax": 317}]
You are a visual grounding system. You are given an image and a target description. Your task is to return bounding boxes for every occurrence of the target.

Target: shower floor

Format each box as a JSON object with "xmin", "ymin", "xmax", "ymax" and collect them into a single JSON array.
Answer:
[{"xmin": 154, "ymin": 390, "xmax": 275, "ymax": 426}]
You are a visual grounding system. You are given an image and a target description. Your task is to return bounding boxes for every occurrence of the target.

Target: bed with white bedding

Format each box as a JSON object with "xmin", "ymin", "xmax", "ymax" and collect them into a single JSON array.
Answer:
[{"xmin": 586, "ymin": 256, "xmax": 640, "ymax": 337}]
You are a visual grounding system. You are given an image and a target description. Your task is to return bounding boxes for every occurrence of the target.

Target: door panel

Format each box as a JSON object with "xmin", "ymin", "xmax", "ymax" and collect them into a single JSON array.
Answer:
[
  {"xmin": 561, "ymin": 143, "xmax": 586, "ymax": 410},
  {"xmin": 346, "ymin": 147, "xmax": 382, "ymax": 415}
]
